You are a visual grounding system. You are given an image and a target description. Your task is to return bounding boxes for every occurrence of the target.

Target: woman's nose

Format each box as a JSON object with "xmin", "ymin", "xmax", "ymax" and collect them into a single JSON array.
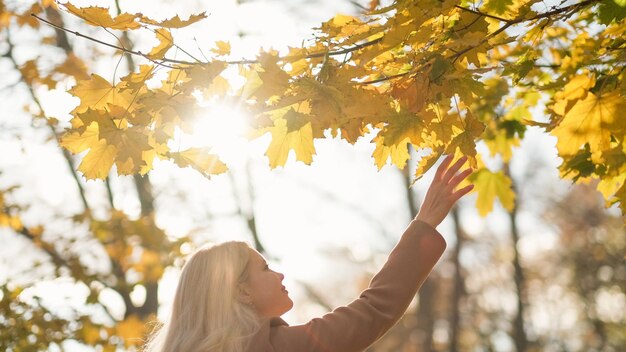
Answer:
[{"xmin": 278, "ymin": 272, "xmax": 285, "ymax": 280}]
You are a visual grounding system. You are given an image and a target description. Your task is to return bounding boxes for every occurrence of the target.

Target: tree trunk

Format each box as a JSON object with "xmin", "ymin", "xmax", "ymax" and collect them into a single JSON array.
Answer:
[
  {"xmin": 505, "ymin": 164, "xmax": 528, "ymax": 352},
  {"xmin": 449, "ymin": 206, "xmax": 466, "ymax": 352}
]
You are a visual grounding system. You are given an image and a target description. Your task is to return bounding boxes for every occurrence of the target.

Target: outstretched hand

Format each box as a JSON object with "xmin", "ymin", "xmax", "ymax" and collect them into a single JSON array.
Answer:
[{"xmin": 415, "ymin": 155, "xmax": 473, "ymax": 228}]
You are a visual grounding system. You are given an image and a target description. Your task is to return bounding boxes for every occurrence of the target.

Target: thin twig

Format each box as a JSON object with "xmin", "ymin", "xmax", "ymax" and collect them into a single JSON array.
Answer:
[
  {"xmin": 454, "ymin": 5, "xmax": 510, "ymax": 22},
  {"xmin": 32, "ymin": 13, "xmax": 383, "ymax": 66}
]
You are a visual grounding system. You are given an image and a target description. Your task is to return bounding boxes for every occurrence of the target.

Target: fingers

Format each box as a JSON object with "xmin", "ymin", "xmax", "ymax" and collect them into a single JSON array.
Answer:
[
  {"xmin": 434, "ymin": 154, "xmax": 454, "ymax": 179},
  {"xmin": 442, "ymin": 156, "xmax": 468, "ymax": 184},
  {"xmin": 452, "ymin": 184, "xmax": 474, "ymax": 202},
  {"xmin": 447, "ymin": 168, "xmax": 472, "ymax": 189}
]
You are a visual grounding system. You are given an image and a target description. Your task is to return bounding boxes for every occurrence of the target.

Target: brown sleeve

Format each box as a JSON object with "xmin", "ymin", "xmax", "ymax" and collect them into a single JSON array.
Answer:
[{"xmin": 270, "ymin": 220, "xmax": 447, "ymax": 352}]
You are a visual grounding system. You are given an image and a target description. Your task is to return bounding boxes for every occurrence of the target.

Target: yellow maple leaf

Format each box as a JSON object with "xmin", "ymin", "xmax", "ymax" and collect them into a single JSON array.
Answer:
[
  {"xmin": 211, "ymin": 41, "xmax": 231, "ymax": 56},
  {"xmin": 425, "ymin": 110, "xmax": 462, "ymax": 147},
  {"xmin": 381, "ymin": 111, "xmax": 427, "ymax": 147},
  {"xmin": 253, "ymin": 52, "xmax": 291, "ymax": 103},
  {"xmin": 120, "ymin": 64, "xmax": 155, "ymax": 93},
  {"xmin": 598, "ymin": 172, "xmax": 626, "ymax": 201},
  {"xmin": 265, "ymin": 108, "xmax": 316, "ymax": 168},
  {"xmin": 60, "ymin": 122, "xmax": 99, "ymax": 154},
  {"xmin": 556, "ymin": 74, "xmax": 596, "ymax": 101},
  {"xmin": 78, "ymin": 138, "xmax": 118, "ymax": 180},
  {"xmin": 201, "ymin": 76, "xmax": 231, "ymax": 100},
  {"xmin": 69, "ymin": 74, "xmax": 132, "ymax": 114},
  {"xmin": 147, "ymin": 28, "xmax": 173, "ymax": 60},
  {"xmin": 169, "ymin": 148, "xmax": 228, "ymax": 177},
  {"xmin": 183, "ymin": 62, "xmax": 227, "ymax": 93},
  {"xmin": 138, "ymin": 12, "xmax": 207, "ymax": 28},
  {"xmin": 372, "ymin": 134, "xmax": 410, "ymax": 170},
  {"xmin": 55, "ymin": 53, "xmax": 90, "ymax": 81},
  {"xmin": 444, "ymin": 112, "xmax": 484, "ymax": 167},
  {"xmin": 614, "ymin": 182, "xmax": 626, "ymax": 218},
  {"xmin": 412, "ymin": 147, "xmax": 444, "ymax": 183},
  {"xmin": 471, "ymin": 168, "xmax": 515, "ymax": 216},
  {"xmin": 62, "ymin": 3, "xmax": 140, "ymax": 30},
  {"xmin": 552, "ymin": 91, "xmax": 625, "ymax": 160}
]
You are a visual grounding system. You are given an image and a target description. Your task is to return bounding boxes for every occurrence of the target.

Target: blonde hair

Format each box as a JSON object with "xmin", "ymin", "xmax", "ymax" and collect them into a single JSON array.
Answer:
[{"xmin": 144, "ymin": 241, "xmax": 261, "ymax": 352}]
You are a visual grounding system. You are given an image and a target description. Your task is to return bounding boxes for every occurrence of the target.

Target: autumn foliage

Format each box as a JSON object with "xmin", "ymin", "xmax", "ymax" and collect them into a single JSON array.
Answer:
[
  {"xmin": 1, "ymin": 0, "xmax": 626, "ymax": 349},
  {"xmin": 30, "ymin": 0, "xmax": 624, "ymax": 217}
]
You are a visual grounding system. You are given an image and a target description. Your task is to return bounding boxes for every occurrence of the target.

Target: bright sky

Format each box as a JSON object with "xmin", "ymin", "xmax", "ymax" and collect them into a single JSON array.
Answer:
[{"xmin": 0, "ymin": 1, "xmax": 603, "ymax": 350}]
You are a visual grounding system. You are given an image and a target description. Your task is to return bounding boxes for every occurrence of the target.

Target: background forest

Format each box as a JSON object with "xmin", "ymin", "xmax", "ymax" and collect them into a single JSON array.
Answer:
[{"xmin": 0, "ymin": 0, "xmax": 625, "ymax": 351}]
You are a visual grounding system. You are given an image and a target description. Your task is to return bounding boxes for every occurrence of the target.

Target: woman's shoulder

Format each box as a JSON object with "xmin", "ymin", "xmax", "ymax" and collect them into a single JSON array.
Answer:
[{"xmin": 246, "ymin": 318, "xmax": 289, "ymax": 352}]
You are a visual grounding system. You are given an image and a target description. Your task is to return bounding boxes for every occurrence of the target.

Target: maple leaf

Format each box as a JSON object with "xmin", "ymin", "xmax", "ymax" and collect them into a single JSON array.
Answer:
[
  {"xmin": 138, "ymin": 12, "xmax": 207, "ymax": 28},
  {"xmin": 552, "ymin": 92, "xmax": 626, "ymax": 161},
  {"xmin": 211, "ymin": 41, "xmax": 231, "ymax": 56},
  {"xmin": 425, "ymin": 110, "xmax": 462, "ymax": 147},
  {"xmin": 470, "ymin": 168, "xmax": 515, "ymax": 216},
  {"xmin": 147, "ymin": 28, "xmax": 173, "ymax": 60},
  {"xmin": 413, "ymin": 147, "xmax": 444, "ymax": 183},
  {"xmin": 391, "ymin": 74, "xmax": 429, "ymax": 113},
  {"xmin": 445, "ymin": 112, "xmax": 485, "ymax": 167},
  {"xmin": 380, "ymin": 110, "xmax": 427, "ymax": 147},
  {"xmin": 54, "ymin": 53, "xmax": 89, "ymax": 81},
  {"xmin": 484, "ymin": 0, "xmax": 514, "ymax": 15},
  {"xmin": 169, "ymin": 148, "xmax": 228, "ymax": 177},
  {"xmin": 78, "ymin": 138, "xmax": 118, "ymax": 180},
  {"xmin": 201, "ymin": 76, "xmax": 231, "ymax": 100},
  {"xmin": 552, "ymin": 74, "xmax": 596, "ymax": 115},
  {"xmin": 265, "ymin": 107, "xmax": 316, "ymax": 168},
  {"xmin": 372, "ymin": 134, "xmax": 410, "ymax": 170},
  {"xmin": 69, "ymin": 74, "xmax": 133, "ymax": 114},
  {"xmin": 60, "ymin": 122, "xmax": 99, "ymax": 153},
  {"xmin": 615, "ymin": 182, "xmax": 626, "ymax": 218},
  {"xmin": 120, "ymin": 64, "xmax": 155, "ymax": 93},
  {"xmin": 183, "ymin": 62, "xmax": 227, "ymax": 93},
  {"xmin": 62, "ymin": 3, "xmax": 140, "ymax": 30},
  {"xmin": 253, "ymin": 52, "xmax": 291, "ymax": 103}
]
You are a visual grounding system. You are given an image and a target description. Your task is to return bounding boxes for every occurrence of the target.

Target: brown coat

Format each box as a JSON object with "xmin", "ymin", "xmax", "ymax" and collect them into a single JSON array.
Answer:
[{"xmin": 245, "ymin": 220, "xmax": 447, "ymax": 352}]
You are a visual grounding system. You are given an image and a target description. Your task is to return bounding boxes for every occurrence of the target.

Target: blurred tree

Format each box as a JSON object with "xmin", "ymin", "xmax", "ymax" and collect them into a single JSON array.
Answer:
[{"xmin": 544, "ymin": 184, "xmax": 626, "ymax": 351}]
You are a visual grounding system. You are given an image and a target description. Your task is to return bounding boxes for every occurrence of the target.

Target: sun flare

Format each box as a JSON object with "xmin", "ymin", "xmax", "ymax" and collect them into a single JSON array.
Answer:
[{"xmin": 188, "ymin": 102, "xmax": 251, "ymax": 163}]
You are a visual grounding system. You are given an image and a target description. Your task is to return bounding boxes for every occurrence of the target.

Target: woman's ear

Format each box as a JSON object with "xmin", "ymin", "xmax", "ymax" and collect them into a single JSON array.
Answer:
[{"xmin": 237, "ymin": 282, "xmax": 253, "ymax": 305}]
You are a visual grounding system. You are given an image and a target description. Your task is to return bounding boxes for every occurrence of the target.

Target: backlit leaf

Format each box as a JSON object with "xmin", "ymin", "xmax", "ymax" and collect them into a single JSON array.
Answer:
[
  {"xmin": 138, "ymin": 12, "xmax": 207, "ymax": 28},
  {"xmin": 471, "ymin": 168, "xmax": 515, "ymax": 216},
  {"xmin": 169, "ymin": 148, "xmax": 228, "ymax": 177},
  {"xmin": 78, "ymin": 138, "xmax": 118, "ymax": 180},
  {"xmin": 552, "ymin": 92, "xmax": 626, "ymax": 160},
  {"xmin": 147, "ymin": 28, "xmax": 173, "ymax": 60},
  {"xmin": 69, "ymin": 74, "xmax": 133, "ymax": 114},
  {"xmin": 62, "ymin": 3, "xmax": 140, "ymax": 30}
]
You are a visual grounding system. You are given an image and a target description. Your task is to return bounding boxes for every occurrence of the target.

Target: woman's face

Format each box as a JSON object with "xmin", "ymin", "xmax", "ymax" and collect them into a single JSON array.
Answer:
[{"xmin": 243, "ymin": 249, "xmax": 293, "ymax": 319}]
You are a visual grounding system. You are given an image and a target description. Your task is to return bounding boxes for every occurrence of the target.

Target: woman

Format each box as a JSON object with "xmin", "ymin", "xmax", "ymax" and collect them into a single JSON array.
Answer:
[{"xmin": 144, "ymin": 155, "xmax": 473, "ymax": 352}]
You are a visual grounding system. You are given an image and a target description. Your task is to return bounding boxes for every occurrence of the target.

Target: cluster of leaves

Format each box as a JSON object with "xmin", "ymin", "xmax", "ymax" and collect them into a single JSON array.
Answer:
[
  {"xmin": 1, "ymin": 2, "xmax": 191, "ymax": 349},
  {"xmin": 43, "ymin": 0, "xmax": 626, "ymax": 216},
  {"xmin": 1, "ymin": 184, "xmax": 188, "ymax": 349}
]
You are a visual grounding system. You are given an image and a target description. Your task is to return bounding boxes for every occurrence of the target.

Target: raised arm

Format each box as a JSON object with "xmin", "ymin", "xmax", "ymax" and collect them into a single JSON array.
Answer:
[{"xmin": 270, "ymin": 155, "xmax": 473, "ymax": 352}]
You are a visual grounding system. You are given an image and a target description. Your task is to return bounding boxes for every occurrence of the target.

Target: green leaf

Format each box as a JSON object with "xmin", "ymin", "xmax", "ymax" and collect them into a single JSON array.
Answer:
[
  {"xmin": 599, "ymin": 1, "xmax": 626, "ymax": 24},
  {"xmin": 484, "ymin": 0, "xmax": 514, "ymax": 15}
]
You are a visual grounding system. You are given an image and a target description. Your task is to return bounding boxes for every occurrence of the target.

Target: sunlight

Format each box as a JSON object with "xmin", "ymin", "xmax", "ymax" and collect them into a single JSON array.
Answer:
[{"xmin": 188, "ymin": 101, "xmax": 251, "ymax": 165}]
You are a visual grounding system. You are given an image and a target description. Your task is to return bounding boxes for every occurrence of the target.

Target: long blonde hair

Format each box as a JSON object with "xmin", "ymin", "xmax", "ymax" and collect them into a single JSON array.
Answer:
[{"xmin": 144, "ymin": 241, "xmax": 260, "ymax": 352}]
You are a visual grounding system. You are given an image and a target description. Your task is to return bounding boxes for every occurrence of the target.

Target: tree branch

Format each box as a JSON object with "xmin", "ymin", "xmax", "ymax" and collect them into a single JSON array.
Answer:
[
  {"xmin": 4, "ymin": 31, "xmax": 92, "ymax": 215},
  {"xmin": 32, "ymin": 13, "xmax": 382, "ymax": 67}
]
